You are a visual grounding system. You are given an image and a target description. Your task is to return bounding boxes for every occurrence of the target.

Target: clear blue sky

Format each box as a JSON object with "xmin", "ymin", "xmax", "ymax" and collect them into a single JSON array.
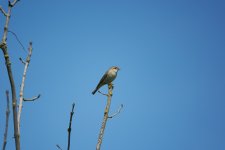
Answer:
[{"xmin": 1, "ymin": 0, "xmax": 225, "ymax": 150}]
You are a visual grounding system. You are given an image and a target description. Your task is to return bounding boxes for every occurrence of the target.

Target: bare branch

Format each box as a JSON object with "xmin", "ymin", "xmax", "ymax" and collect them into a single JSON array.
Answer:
[
  {"xmin": 1, "ymin": 40, "xmax": 20, "ymax": 150},
  {"xmin": 56, "ymin": 145, "xmax": 63, "ymax": 150},
  {"xmin": 18, "ymin": 42, "xmax": 33, "ymax": 133},
  {"xmin": 23, "ymin": 94, "xmax": 41, "ymax": 101},
  {"xmin": 96, "ymin": 84, "xmax": 113, "ymax": 150},
  {"xmin": 108, "ymin": 104, "xmax": 123, "ymax": 119},
  {"xmin": 0, "ymin": 6, "xmax": 7, "ymax": 16},
  {"xmin": 67, "ymin": 103, "xmax": 75, "ymax": 150},
  {"xmin": 2, "ymin": 90, "xmax": 10, "ymax": 150},
  {"xmin": 1, "ymin": 1, "xmax": 22, "ymax": 149}
]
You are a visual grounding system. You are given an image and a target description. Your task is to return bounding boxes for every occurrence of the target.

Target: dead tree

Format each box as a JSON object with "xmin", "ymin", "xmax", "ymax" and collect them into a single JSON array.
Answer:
[
  {"xmin": 0, "ymin": 1, "xmax": 21, "ymax": 149},
  {"xmin": 1, "ymin": 1, "xmax": 40, "ymax": 150}
]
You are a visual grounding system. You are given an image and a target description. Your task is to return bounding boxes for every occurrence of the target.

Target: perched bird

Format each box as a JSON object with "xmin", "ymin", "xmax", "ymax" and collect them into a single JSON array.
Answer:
[{"xmin": 92, "ymin": 66, "xmax": 120, "ymax": 95}]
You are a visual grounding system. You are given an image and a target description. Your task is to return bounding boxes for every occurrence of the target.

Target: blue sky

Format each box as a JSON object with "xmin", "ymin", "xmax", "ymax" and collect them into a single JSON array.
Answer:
[{"xmin": 1, "ymin": 0, "xmax": 225, "ymax": 149}]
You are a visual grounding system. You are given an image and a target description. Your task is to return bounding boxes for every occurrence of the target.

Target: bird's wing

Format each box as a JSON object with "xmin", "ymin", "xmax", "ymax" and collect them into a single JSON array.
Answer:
[{"xmin": 96, "ymin": 71, "xmax": 108, "ymax": 89}]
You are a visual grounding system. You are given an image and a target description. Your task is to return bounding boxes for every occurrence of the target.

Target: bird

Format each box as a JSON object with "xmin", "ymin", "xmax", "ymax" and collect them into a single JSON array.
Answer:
[{"xmin": 92, "ymin": 66, "xmax": 120, "ymax": 95}]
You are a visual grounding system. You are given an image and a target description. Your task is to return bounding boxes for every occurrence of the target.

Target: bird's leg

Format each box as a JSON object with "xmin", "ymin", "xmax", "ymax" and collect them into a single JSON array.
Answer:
[{"xmin": 108, "ymin": 83, "xmax": 114, "ymax": 89}]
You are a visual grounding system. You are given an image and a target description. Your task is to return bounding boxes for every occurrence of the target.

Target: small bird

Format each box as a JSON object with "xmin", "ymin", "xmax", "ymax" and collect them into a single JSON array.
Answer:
[{"xmin": 92, "ymin": 66, "xmax": 120, "ymax": 95}]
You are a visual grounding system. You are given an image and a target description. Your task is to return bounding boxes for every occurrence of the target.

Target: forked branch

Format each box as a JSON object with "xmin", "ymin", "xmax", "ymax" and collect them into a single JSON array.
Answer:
[
  {"xmin": 96, "ymin": 84, "xmax": 113, "ymax": 150},
  {"xmin": 9, "ymin": 0, "xmax": 20, "ymax": 7},
  {"xmin": 17, "ymin": 42, "xmax": 33, "ymax": 134}
]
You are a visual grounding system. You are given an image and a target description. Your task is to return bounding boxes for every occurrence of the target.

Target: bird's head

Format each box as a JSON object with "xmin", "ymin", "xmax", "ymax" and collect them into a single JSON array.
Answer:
[{"xmin": 111, "ymin": 66, "xmax": 120, "ymax": 73}]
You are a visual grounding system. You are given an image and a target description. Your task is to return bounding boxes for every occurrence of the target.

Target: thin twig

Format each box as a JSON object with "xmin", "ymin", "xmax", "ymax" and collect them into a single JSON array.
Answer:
[
  {"xmin": 19, "ymin": 57, "xmax": 26, "ymax": 64},
  {"xmin": 23, "ymin": 94, "xmax": 41, "ymax": 102},
  {"xmin": 56, "ymin": 144, "xmax": 63, "ymax": 150},
  {"xmin": 67, "ymin": 103, "xmax": 75, "ymax": 150},
  {"xmin": 96, "ymin": 84, "xmax": 113, "ymax": 150},
  {"xmin": 108, "ymin": 104, "xmax": 123, "ymax": 119},
  {"xmin": 18, "ymin": 42, "xmax": 33, "ymax": 134},
  {"xmin": 0, "ymin": 6, "xmax": 7, "ymax": 16},
  {"xmin": 8, "ymin": 30, "xmax": 27, "ymax": 53},
  {"xmin": 2, "ymin": 90, "xmax": 10, "ymax": 150},
  {"xmin": 98, "ymin": 90, "xmax": 108, "ymax": 96}
]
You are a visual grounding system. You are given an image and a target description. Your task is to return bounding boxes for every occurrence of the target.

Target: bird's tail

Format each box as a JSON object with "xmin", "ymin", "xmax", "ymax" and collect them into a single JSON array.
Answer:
[{"xmin": 92, "ymin": 88, "xmax": 97, "ymax": 95}]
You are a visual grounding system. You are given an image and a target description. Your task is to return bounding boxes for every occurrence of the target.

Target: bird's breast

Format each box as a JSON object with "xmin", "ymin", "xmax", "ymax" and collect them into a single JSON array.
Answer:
[{"xmin": 105, "ymin": 71, "xmax": 117, "ymax": 83}]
